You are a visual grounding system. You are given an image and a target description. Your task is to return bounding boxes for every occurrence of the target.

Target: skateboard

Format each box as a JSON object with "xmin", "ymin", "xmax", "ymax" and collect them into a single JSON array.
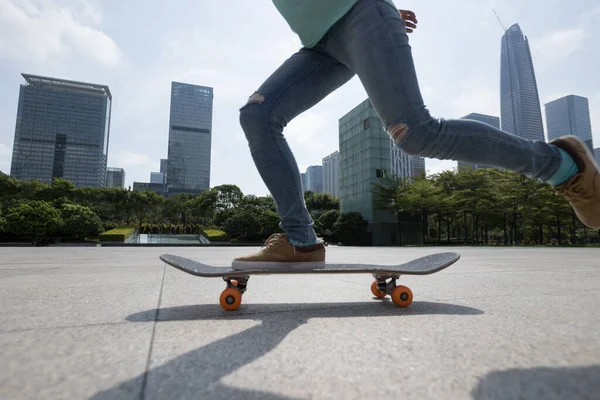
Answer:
[{"xmin": 159, "ymin": 252, "xmax": 460, "ymax": 311}]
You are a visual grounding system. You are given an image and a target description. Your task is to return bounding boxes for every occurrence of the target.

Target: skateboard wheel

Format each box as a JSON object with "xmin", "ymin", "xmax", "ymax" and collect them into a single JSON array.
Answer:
[
  {"xmin": 391, "ymin": 285, "xmax": 413, "ymax": 307},
  {"xmin": 371, "ymin": 281, "xmax": 386, "ymax": 298},
  {"xmin": 220, "ymin": 288, "xmax": 242, "ymax": 311}
]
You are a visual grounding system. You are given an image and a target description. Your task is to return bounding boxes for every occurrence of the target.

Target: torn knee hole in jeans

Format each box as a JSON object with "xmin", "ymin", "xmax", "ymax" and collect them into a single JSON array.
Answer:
[
  {"xmin": 247, "ymin": 92, "xmax": 265, "ymax": 104},
  {"xmin": 388, "ymin": 123, "xmax": 409, "ymax": 144}
]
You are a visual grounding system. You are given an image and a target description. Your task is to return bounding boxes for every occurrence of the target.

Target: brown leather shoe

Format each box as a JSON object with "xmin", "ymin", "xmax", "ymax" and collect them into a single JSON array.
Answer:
[
  {"xmin": 232, "ymin": 233, "xmax": 326, "ymax": 270},
  {"xmin": 550, "ymin": 136, "xmax": 600, "ymax": 229}
]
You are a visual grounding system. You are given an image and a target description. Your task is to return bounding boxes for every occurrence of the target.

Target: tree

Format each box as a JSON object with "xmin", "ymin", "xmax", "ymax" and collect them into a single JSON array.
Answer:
[
  {"xmin": 5, "ymin": 200, "xmax": 62, "ymax": 242},
  {"xmin": 305, "ymin": 192, "xmax": 339, "ymax": 214},
  {"xmin": 405, "ymin": 176, "xmax": 440, "ymax": 243},
  {"xmin": 333, "ymin": 212, "xmax": 370, "ymax": 246},
  {"xmin": 188, "ymin": 190, "xmax": 218, "ymax": 225},
  {"xmin": 214, "ymin": 185, "xmax": 244, "ymax": 211},
  {"xmin": 318, "ymin": 209, "xmax": 340, "ymax": 236},
  {"xmin": 60, "ymin": 203, "xmax": 104, "ymax": 240},
  {"xmin": 129, "ymin": 191, "xmax": 161, "ymax": 227},
  {"xmin": 222, "ymin": 208, "xmax": 261, "ymax": 240},
  {"xmin": 371, "ymin": 175, "xmax": 411, "ymax": 244}
]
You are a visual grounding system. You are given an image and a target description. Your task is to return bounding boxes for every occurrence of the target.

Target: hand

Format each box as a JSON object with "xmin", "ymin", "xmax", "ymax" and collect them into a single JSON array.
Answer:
[{"xmin": 399, "ymin": 9, "xmax": 418, "ymax": 33}]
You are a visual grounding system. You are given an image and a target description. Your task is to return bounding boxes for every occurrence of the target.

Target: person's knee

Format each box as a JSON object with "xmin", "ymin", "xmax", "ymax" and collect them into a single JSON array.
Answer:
[
  {"xmin": 389, "ymin": 117, "xmax": 441, "ymax": 157},
  {"xmin": 239, "ymin": 92, "xmax": 267, "ymax": 135}
]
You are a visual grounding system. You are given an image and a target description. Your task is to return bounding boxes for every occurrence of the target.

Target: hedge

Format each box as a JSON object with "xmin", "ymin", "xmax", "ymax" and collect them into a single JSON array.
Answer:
[
  {"xmin": 99, "ymin": 227, "xmax": 136, "ymax": 242},
  {"xmin": 201, "ymin": 227, "xmax": 230, "ymax": 242}
]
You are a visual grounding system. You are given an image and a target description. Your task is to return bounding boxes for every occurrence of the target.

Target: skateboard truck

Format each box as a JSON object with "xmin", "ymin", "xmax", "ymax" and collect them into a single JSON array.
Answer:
[
  {"xmin": 371, "ymin": 274, "xmax": 413, "ymax": 307},
  {"xmin": 220, "ymin": 277, "xmax": 249, "ymax": 311}
]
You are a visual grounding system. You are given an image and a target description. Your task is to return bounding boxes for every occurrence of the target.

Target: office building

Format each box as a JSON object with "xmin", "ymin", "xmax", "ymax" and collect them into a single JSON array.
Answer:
[
  {"xmin": 322, "ymin": 151, "xmax": 339, "ymax": 197},
  {"xmin": 545, "ymin": 95, "xmax": 594, "ymax": 152},
  {"xmin": 132, "ymin": 181, "xmax": 166, "ymax": 196},
  {"xmin": 500, "ymin": 24, "xmax": 545, "ymax": 141},
  {"xmin": 160, "ymin": 158, "xmax": 168, "ymax": 174},
  {"xmin": 300, "ymin": 173, "xmax": 306, "ymax": 191},
  {"xmin": 458, "ymin": 113, "xmax": 501, "ymax": 171},
  {"xmin": 390, "ymin": 145, "xmax": 413, "ymax": 178},
  {"xmin": 305, "ymin": 165, "xmax": 323, "ymax": 193},
  {"xmin": 339, "ymin": 99, "xmax": 421, "ymax": 246},
  {"xmin": 595, "ymin": 148, "xmax": 600, "ymax": 165},
  {"xmin": 150, "ymin": 172, "xmax": 165, "ymax": 184},
  {"xmin": 411, "ymin": 156, "xmax": 426, "ymax": 178},
  {"xmin": 10, "ymin": 73, "xmax": 111, "ymax": 187},
  {"xmin": 106, "ymin": 167, "xmax": 125, "ymax": 188},
  {"xmin": 166, "ymin": 82, "xmax": 213, "ymax": 194}
]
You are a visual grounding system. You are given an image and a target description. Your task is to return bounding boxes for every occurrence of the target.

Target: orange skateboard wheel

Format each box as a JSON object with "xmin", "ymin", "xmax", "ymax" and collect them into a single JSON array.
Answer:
[
  {"xmin": 371, "ymin": 281, "xmax": 386, "ymax": 298},
  {"xmin": 391, "ymin": 285, "xmax": 413, "ymax": 307},
  {"xmin": 220, "ymin": 288, "xmax": 242, "ymax": 311}
]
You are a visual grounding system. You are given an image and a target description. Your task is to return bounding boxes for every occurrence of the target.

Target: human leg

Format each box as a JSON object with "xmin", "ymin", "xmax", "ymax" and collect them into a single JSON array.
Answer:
[
  {"xmin": 234, "ymin": 47, "xmax": 355, "ymax": 268},
  {"xmin": 324, "ymin": 0, "xmax": 600, "ymax": 228}
]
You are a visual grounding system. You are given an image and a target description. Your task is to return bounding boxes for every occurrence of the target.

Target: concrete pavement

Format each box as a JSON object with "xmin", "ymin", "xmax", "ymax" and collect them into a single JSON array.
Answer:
[{"xmin": 0, "ymin": 246, "xmax": 599, "ymax": 399}]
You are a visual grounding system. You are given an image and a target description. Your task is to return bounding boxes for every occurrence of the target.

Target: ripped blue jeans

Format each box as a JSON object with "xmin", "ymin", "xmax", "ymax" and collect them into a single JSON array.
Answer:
[{"xmin": 239, "ymin": 0, "xmax": 562, "ymax": 245}]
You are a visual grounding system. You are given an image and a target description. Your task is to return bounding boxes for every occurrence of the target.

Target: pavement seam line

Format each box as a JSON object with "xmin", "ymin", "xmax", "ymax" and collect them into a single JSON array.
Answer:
[{"xmin": 140, "ymin": 263, "xmax": 167, "ymax": 400}]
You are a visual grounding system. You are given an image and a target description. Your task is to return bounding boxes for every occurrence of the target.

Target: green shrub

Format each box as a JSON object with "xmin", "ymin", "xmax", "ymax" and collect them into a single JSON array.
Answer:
[
  {"xmin": 99, "ymin": 227, "xmax": 136, "ymax": 242},
  {"xmin": 201, "ymin": 227, "xmax": 231, "ymax": 242}
]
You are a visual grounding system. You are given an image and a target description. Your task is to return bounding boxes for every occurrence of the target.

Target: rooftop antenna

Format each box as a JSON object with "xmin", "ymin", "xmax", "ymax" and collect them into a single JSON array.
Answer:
[{"xmin": 493, "ymin": 9, "xmax": 507, "ymax": 32}]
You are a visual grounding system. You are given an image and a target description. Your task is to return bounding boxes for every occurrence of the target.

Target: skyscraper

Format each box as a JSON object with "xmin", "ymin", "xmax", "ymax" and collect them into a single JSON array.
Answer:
[
  {"xmin": 150, "ymin": 172, "xmax": 165, "ymax": 184},
  {"xmin": 390, "ymin": 144, "xmax": 413, "ymax": 178},
  {"xmin": 106, "ymin": 167, "xmax": 125, "ymax": 188},
  {"xmin": 160, "ymin": 158, "xmax": 168, "ymax": 175},
  {"xmin": 300, "ymin": 173, "xmax": 306, "ymax": 191},
  {"xmin": 166, "ymin": 82, "xmax": 213, "ymax": 194},
  {"xmin": 305, "ymin": 165, "xmax": 323, "ymax": 193},
  {"xmin": 545, "ymin": 95, "xmax": 594, "ymax": 152},
  {"xmin": 322, "ymin": 151, "xmax": 339, "ymax": 197},
  {"xmin": 411, "ymin": 156, "xmax": 426, "ymax": 178},
  {"xmin": 10, "ymin": 73, "xmax": 111, "ymax": 187},
  {"xmin": 339, "ymin": 99, "xmax": 421, "ymax": 245},
  {"xmin": 458, "ymin": 113, "xmax": 501, "ymax": 171},
  {"xmin": 500, "ymin": 24, "xmax": 545, "ymax": 142}
]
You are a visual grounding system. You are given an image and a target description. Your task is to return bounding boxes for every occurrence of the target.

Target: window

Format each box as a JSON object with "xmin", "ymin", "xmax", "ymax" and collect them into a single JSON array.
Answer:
[
  {"xmin": 376, "ymin": 169, "xmax": 386, "ymax": 178},
  {"xmin": 363, "ymin": 119, "xmax": 370, "ymax": 130}
]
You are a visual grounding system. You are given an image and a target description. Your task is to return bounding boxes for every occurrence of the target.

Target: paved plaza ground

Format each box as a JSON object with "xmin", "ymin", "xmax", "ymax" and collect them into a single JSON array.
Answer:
[{"xmin": 1, "ymin": 246, "xmax": 599, "ymax": 399}]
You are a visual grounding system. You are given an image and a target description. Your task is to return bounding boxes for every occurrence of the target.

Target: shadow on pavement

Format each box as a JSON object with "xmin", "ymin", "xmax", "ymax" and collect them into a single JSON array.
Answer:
[
  {"xmin": 90, "ymin": 301, "xmax": 482, "ymax": 400},
  {"xmin": 472, "ymin": 365, "xmax": 600, "ymax": 400}
]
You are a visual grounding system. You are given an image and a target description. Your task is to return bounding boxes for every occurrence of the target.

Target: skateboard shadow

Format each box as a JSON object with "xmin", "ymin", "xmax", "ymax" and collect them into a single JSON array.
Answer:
[
  {"xmin": 90, "ymin": 301, "xmax": 482, "ymax": 400},
  {"xmin": 471, "ymin": 365, "xmax": 600, "ymax": 399}
]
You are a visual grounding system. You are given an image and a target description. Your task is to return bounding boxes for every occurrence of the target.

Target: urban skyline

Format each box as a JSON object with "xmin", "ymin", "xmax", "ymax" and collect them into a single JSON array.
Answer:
[
  {"xmin": 545, "ymin": 95, "xmax": 594, "ymax": 153},
  {"xmin": 0, "ymin": 5, "xmax": 600, "ymax": 194}
]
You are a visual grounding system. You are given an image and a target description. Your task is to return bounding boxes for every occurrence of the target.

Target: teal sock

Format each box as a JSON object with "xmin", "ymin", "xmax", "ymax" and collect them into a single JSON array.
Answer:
[{"xmin": 546, "ymin": 147, "xmax": 579, "ymax": 186}]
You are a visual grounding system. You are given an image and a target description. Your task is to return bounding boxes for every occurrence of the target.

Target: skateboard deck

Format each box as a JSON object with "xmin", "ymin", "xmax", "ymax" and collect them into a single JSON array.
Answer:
[{"xmin": 159, "ymin": 252, "xmax": 460, "ymax": 311}]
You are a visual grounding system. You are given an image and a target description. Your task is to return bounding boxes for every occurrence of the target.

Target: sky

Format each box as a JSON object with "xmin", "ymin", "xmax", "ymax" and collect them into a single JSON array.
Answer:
[{"xmin": 1, "ymin": 0, "xmax": 599, "ymax": 196}]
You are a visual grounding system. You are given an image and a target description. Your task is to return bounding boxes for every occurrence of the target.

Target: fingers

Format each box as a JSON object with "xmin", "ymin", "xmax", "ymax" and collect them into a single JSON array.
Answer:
[{"xmin": 399, "ymin": 9, "xmax": 418, "ymax": 31}]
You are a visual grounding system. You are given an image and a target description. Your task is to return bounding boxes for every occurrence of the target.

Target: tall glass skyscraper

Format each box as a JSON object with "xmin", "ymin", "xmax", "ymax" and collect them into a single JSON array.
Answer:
[
  {"xmin": 500, "ymin": 24, "xmax": 545, "ymax": 142},
  {"xmin": 166, "ymin": 82, "xmax": 213, "ymax": 193},
  {"xmin": 545, "ymin": 95, "xmax": 594, "ymax": 153},
  {"xmin": 339, "ymin": 99, "xmax": 421, "ymax": 245},
  {"xmin": 305, "ymin": 165, "xmax": 323, "ymax": 193},
  {"xmin": 10, "ymin": 73, "xmax": 111, "ymax": 187}
]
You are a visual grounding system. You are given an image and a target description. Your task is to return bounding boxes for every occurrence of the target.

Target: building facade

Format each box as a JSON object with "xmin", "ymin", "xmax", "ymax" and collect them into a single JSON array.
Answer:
[
  {"xmin": 166, "ymin": 82, "xmax": 213, "ymax": 194},
  {"xmin": 595, "ymin": 148, "xmax": 600, "ymax": 165},
  {"xmin": 411, "ymin": 156, "xmax": 426, "ymax": 178},
  {"xmin": 106, "ymin": 167, "xmax": 125, "ymax": 188},
  {"xmin": 339, "ymin": 99, "xmax": 421, "ymax": 246},
  {"xmin": 10, "ymin": 73, "xmax": 111, "ymax": 187},
  {"xmin": 545, "ymin": 95, "xmax": 594, "ymax": 152},
  {"xmin": 458, "ymin": 113, "xmax": 501, "ymax": 171},
  {"xmin": 500, "ymin": 24, "xmax": 545, "ymax": 142},
  {"xmin": 132, "ymin": 182, "xmax": 166, "ymax": 196},
  {"xmin": 322, "ymin": 151, "xmax": 339, "ymax": 197},
  {"xmin": 305, "ymin": 165, "xmax": 323, "ymax": 193},
  {"xmin": 150, "ymin": 172, "xmax": 165, "ymax": 184}
]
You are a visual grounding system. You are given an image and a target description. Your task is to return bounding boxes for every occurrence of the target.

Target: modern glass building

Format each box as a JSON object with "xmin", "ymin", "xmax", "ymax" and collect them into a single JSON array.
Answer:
[
  {"xmin": 339, "ymin": 99, "xmax": 421, "ymax": 245},
  {"xmin": 545, "ymin": 95, "xmax": 594, "ymax": 153},
  {"xmin": 166, "ymin": 82, "xmax": 213, "ymax": 194},
  {"xmin": 411, "ymin": 157, "xmax": 426, "ymax": 178},
  {"xmin": 500, "ymin": 24, "xmax": 545, "ymax": 142},
  {"xmin": 322, "ymin": 151, "xmax": 339, "ymax": 197},
  {"xmin": 595, "ymin": 148, "xmax": 600, "ymax": 166},
  {"xmin": 305, "ymin": 165, "xmax": 323, "ymax": 193},
  {"xmin": 458, "ymin": 113, "xmax": 501, "ymax": 171},
  {"xmin": 10, "ymin": 73, "xmax": 111, "ymax": 187},
  {"xmin": 150, "ymin": 172, "xmax": 165, "ymax": 184},
  {"xmin": 106, "ymin": 167, "xmax": 125, "ymax": 188},
  {"xmin": 300, "ymin": 173, "xmax": 306, "ymax": 191}
]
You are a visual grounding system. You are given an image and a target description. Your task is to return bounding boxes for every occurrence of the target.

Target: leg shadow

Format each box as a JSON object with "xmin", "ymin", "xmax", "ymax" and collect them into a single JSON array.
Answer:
[
  {"xmin": 91, "ymin": 301, "xmax": 483, "ymax": 399},
  {"xmin": 472, "ymin": 365, "xmax": 600, "ymax": 400}
]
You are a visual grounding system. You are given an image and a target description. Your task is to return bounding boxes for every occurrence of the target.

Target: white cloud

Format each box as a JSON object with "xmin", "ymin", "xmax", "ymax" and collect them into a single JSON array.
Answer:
[
  {"xmin": 0, "ymin": 0, "xmax": 121, "ymax": 66},
  {"xmin": 110, "ymin": 150, "xmax": 159, "ymax": 185},
  {"xmin": 532, "ymin": 28, "xmax": 586, "ymax": 62},
  {"xmin": 450, "ymin": 77, "xmax": 499, "ymax": 118}
]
